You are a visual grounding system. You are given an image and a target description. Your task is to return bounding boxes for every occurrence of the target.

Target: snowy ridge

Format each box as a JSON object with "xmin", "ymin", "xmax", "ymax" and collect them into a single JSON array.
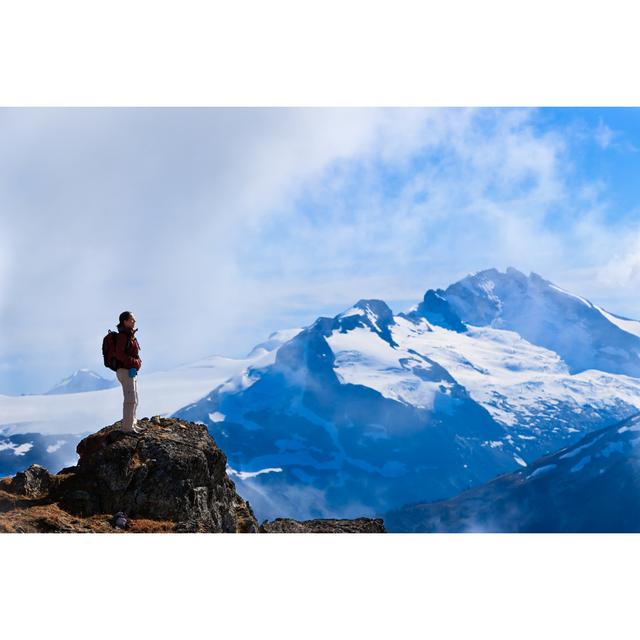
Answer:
[{"xmin": 595, "ymin": 305, "xmax": 640, "ymax": 339}]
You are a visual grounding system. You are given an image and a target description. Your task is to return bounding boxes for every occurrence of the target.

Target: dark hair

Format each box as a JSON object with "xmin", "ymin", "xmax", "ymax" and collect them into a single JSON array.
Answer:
[{"xmin": 118, "ymin": 310, "xmax": 133, "ymax": 327}]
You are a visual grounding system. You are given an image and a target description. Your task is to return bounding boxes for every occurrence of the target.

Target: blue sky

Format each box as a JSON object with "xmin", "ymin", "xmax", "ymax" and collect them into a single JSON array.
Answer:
[{"xmin": 1, "ymin": 107, "xmax": 639, "ymax": 395}]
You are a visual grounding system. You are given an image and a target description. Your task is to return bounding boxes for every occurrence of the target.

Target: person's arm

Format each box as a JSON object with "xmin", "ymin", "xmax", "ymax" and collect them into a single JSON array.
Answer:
[
  {"xmin": 115, "ymin": 332, "xmax": 137, "ymax": 369},
  {"xmin": 132, "ymin": 338, "xmax": 142, "ymax": 370}
]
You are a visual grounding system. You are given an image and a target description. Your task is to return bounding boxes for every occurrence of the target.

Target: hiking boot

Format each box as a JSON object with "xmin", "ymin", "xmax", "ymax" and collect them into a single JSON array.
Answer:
[
  {"xmin": 132, "ymin": 418, "xmax": 146, "ymax": 432},
  {"xmin": 120, "ymin": 423, "xmax": 144, "ymax": 435}
]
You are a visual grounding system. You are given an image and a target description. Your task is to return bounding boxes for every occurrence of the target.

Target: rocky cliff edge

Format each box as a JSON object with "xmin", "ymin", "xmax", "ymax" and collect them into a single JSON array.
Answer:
[{"xmin": 0, "ymin": 416, "xmax": 385, "ymax": 533}]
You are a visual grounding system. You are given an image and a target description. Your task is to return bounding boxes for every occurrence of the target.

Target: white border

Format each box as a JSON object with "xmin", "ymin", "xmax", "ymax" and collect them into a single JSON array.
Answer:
[
  {"xmin": 0, "ymin": 1, "xmax": 639, "ymax": 105},
  {"xmin": 2, "ymin": 1, "xmax": 638, "ymax": 637}
]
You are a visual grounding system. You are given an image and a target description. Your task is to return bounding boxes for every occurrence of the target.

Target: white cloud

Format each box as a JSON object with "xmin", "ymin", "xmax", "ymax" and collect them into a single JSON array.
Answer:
[
  {"xmin": 0, "ymin": 440, "xmax": 33, "ymax": 456},
  {"xmin": 594, "ymin": 118, "xmax": 615, "ymax": 149},
  {"xmin": 593, "ymin": 116, "xmax": 638, "ymax": 153},
  {"xmin": 1, "ymin": 107, "xmax": 639, "ymax": 394},
  {"xmin": 46, "ymin": 439, "xmax": 67, "ymax": 454},
  {"xmin": 0, "ymin": 108, "xmax": 434, "ymax": 393},
  {"xmin": 235, "ymin": 108, "xmax": 640, "ymax": 324},
  {"xmin": 236, "ymin": 108, "xmax": 572, "ymax": 302}
]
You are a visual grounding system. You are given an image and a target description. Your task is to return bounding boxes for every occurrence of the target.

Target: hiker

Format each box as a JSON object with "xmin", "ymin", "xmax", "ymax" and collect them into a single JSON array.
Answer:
[{"xmin": 114, "ymin": 311, "xmax": 143, "ymax": 434}]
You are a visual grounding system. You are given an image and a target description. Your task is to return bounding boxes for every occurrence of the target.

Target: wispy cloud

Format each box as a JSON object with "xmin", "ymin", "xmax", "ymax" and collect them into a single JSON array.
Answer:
[
  {"xmin": 1, "ymin": 108, "xmax": 639, "ymax": 394},
  {"xmin": 595, "ymin": 118, "xmax": 616, "ymax": 149},
  {"xmin": 593, "ymin": 115, "xmax": 638, "ymax": 152},
  {"xmin": 0, "ymin": 108, "xmax": 433, "ymax": 392},
  {"xmin": 238, "ymin": 107, "xmax": 639, "ymax": 315}
]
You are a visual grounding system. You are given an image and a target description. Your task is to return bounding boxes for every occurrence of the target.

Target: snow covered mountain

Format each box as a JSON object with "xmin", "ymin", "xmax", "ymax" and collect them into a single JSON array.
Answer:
[
  {"xmin": 45, "ymin": 369, "xmax": 118, "ymax": 394},
  {"xmin": 175, "ymin": 300, "xmax": 518, "ymax": 519},
  {"xmin": 384, "ymin": 410, "xmax": 640, "ymax": 532},
  {"xmin": 420, "ymin": 266, "xmax": 640, "ymax": 377},
  {"xmin": 3, "ymin": 266, "xmax": 640, "ymax": 525},
  {"xmin": 172, "ymin": 270, "xmax": 640, "ymax": 521}
]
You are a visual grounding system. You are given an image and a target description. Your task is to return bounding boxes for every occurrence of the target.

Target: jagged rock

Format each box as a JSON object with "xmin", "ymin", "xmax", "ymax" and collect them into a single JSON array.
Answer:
[
  {"xmin": 9, "ymin": 464, "xmax": 52, "ymax": 498},
  {"xmin": 0, "ymin": 417, "xmax": 259, "ymax": 532},
  {"xmin": 111, "ymin": 511, "xmax": 128, "ymax": 529},
  {"xmin": 0, "ymin": 417, "xmax": 386, "ymax": 533},
  {"xmin": 259, "ymin": 517, "xmax": 386, "ymax": 533},
  {"xmin": 63, "ymin": 417, "xmax": 260, "ymax": 532}
]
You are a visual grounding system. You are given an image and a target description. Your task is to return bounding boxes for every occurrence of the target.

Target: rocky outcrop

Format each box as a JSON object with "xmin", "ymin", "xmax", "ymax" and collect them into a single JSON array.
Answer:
[
  {"xmin": 9, "ymin": 464, "xmax": 52, "ymax": 498},
  {"xmin": 259, "ymin": 517, "xmax": 386, "ymax": 533},
  {"xmin": 0, "ymin": 416, "xmax": 386, "ymax": 533},
  {"xmin": 1, "ymin": 417, "xmax": 258, "ymax": 533}
]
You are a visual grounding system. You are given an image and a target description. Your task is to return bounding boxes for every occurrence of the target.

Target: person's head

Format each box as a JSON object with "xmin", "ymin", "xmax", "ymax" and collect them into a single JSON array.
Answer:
[{"xmin": 118, "ymin": 310, "xmax": 136, "ymax": 330}]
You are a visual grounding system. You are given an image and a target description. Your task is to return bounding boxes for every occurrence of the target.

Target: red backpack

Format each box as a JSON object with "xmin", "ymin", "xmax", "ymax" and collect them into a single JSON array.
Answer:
[{"xmin": 102, "ymin": 329, "xmax": 130, "ymax": 371}]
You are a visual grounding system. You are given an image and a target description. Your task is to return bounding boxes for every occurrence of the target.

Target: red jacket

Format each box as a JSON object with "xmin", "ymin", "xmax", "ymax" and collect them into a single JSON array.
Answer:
[{"xmin": 115, "ymin": 325, "xmax": 142, "ymax": 370}]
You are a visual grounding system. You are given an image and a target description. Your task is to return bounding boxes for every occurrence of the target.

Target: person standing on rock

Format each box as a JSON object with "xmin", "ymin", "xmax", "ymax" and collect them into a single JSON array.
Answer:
[{"xmin": 115, "ymin": 311, "xmax": 143, "ymax": 434}]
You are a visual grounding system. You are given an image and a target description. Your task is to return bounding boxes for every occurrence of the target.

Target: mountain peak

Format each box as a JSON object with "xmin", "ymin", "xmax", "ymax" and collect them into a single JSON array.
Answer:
[
  {"xmin": 465, "ymin": 266, "xmax": 554, "ymax": 288},
  {"xmin": 438, "ymin": 267, "xmax": 640, "ymax": 376},
  {"xmin": 352, "ymin": 298, "xmax": 394, "ymax": 320},
  {"xmin": 46, "ymin": 369, "xmax": 117, "ymax": 395},
  {"xmin": 528, "ymin": 270, "xmax": 551, "ymax": 284},
  {"xmin": 465, "ymin": 265, "xmax": 528, "ymax": 283},
  {"xmin": 244, "ymin": 327, "xmax": 304, "ymax": 358},
  {"xmin": 506, "ymin": 265, "xmax": 528, "ymax": 277},
  {"xmin": 405, "ymin": 289, "xmax": 467, "ymax": 333},
  {"xmin": 335, "ymin": 298, "xmax": 397, "ymax": 345}
]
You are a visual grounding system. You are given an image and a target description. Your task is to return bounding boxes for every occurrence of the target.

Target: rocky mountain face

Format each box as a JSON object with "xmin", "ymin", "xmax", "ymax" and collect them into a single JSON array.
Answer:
[
  {"xmin": 0, "ymin": 416, "xmax": 384, "ymax": 533},
  {"xmin": 384, "ymin": 411, "xmax": 640, "ymax": 533}
]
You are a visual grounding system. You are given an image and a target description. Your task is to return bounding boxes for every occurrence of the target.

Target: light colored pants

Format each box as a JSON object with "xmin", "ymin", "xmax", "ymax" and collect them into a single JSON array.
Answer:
[{"xmin": 116, "ymin": 367, "xmax": 138, "ymax": 429}]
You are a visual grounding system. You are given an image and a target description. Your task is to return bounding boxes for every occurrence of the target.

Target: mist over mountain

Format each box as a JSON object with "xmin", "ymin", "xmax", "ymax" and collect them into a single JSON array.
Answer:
[
  {"xmin": 3, "ymin": 266, "xmax": 640, "ymax": 528},
  {"xmin": 384, "ymin": 410, "xmax": 640, "ymax": 532},
  {"xmin": 171, "ymin": 266, "xmax": 640, "ymax": 521}
]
